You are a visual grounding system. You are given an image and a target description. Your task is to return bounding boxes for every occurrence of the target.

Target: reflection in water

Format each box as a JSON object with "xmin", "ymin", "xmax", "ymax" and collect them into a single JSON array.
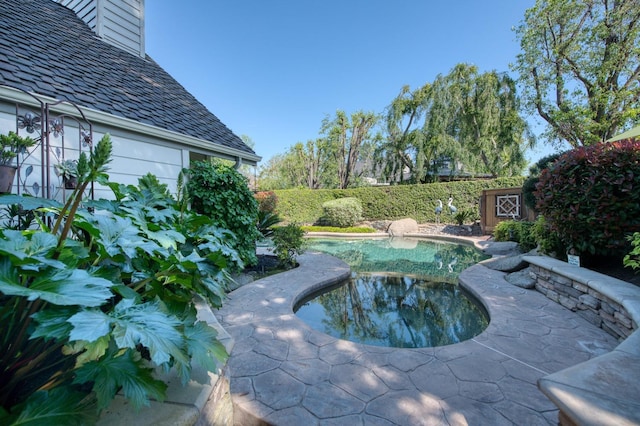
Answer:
[{"xmin": 295, "ymin": 238, "xmax": 490, "ymax": 348}]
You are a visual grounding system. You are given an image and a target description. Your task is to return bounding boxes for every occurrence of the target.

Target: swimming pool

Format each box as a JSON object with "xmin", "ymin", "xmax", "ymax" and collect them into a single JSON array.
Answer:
[{"xmin": 295, "ymin": 237, "xmax": 490, "ymax": 348}]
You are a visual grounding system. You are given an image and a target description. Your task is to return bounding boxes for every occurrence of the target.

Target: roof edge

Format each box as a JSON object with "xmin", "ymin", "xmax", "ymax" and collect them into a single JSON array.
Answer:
[{"xmin": 0, "ymin": 85, "xmax": 261, "ymax": 165}]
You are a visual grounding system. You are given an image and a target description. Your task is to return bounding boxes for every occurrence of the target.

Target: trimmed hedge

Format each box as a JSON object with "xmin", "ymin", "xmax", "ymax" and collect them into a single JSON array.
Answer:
[
  {"xmin": 274, "ymin": 177, "xmax": 524, "ymax": 224},
  {"xmin": 320, "ymin": 197, "xmax": 363, "ymax": 227}
]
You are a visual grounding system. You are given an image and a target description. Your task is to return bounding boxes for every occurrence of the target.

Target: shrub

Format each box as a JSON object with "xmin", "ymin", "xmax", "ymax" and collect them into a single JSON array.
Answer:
[
  {"xmin": 624, "ymin": 232, "xmax": 640, "ymax": 271},
  {"xmin": 0, "ymin": 137, "xmax": 237, "ymax": 423},
  {"xmin": 255, "ymin": 191, "xmax": 277, "ymax": 213},
  {"xmin": 493, "ymin": 220, "xmax": 536, "ymax": 252},
  {"xmin": 187, "ymin": 161, "xmax": 260, "ymax": 267},
  {"xmin": 522, "ymin": 152, "xmax": 565, "ymax": 210},
  {"xmin": 453, "ymin": 208, "xmax": 477, "ymax": 226},
  {"xmin": 530, "ymin": 215, "xmax": 565, "ymax": 257},
  {"xmin": 320, "ymin": 197, "xmax": 363, "ymax": 227},
  {"xmin": 273, "ymin": 177, "xmax": 524, "ymax": 224},
  {"xmin": 257, "ymin": 210, "xmax": 281, "ymax": 238},
  {"xmin": 272, "ymin": 223, "xmax": 306, "ymax": 269},
  {"xmin": 535, "ymin": 140, "xmax": 640, "ymax": 258}
]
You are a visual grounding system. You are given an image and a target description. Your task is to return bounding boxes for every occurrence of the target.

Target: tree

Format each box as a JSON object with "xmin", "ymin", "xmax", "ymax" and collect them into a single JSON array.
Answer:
[
  {"xmin": 443, "ymin": 64, "xmax": 534, "ymax": 177},
  {"xmin": 378, "ymin": 64, "xmax": 532, "ymax": 182},
  {"xmin": 514, "ymin": 0, "xmax": 640, "ymax": 147},
  {"xmin": 321, "ymin": 110, "xmax": 379, "ymax": 189},
  {"xmin": 375, "ymin": 84, "xmax": 431, "ymax": 183}
]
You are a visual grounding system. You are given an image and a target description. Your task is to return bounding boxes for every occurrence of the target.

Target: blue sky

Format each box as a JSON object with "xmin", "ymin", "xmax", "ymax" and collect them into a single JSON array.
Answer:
[{"xmin": 145, "ymin": 1, "xmax": 559, "ymax": 168}]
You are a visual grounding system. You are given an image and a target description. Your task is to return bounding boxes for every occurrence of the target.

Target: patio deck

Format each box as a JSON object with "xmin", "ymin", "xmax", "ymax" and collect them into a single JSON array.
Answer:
[{"xmin": 214, "ymin": 242, "xmax": 619, "ymax": 425}]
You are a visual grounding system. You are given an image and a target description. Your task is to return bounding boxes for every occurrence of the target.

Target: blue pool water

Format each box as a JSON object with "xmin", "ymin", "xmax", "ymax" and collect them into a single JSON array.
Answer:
[{"xmin": 294, "ymin": 237, "xmax": 490, "ymax": 348}]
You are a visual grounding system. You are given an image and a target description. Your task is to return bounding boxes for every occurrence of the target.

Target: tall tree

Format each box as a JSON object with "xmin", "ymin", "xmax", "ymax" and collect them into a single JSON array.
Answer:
[
  {"xmin": 376, "ymin": 84, "xmax": 431, "ymax": 183},
  {"xmin": 379, "ymin": 64, "xmax": 532, "ymax": 182},
  {"xmin": 514, "ymin": 0, "xmax": 640, "ymax": 147},
  {"xmin": 321, "ymin": 110, "xmax": 379, "ymax": 189}
]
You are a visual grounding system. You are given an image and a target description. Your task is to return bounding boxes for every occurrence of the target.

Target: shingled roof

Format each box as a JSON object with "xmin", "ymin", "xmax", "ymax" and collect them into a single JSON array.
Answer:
[{"xmin": 0, "ymin": 0, "xmax": 258, "ymax": 161}]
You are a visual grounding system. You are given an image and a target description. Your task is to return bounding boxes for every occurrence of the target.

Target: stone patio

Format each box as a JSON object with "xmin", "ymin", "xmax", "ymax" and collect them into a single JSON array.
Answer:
[{"xmin": 214, "ymin": 240, "xmax": 620, "ymax": 425}]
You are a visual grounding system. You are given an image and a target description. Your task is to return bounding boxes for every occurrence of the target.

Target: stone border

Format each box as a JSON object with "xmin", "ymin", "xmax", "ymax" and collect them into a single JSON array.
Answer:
[{"xmin": 525, "ymin": 256, "xmax": 640, "ymax": 426}]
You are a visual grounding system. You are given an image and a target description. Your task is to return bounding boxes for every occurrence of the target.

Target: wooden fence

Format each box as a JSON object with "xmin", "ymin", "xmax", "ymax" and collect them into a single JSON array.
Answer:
[{"xmin": 479, "ymin": 187, "xmax": 536, "ymax": 234}]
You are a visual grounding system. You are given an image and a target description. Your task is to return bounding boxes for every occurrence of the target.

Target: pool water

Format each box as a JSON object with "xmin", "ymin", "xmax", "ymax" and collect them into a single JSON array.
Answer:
[{"xmin": 294, "ymin": 237, "xmax": 490, "ymax": 348}]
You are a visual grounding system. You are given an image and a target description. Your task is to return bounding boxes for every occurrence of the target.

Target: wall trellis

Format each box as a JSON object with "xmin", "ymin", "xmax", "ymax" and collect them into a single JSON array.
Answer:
[{"xmin": 7, "ymin": 88, "xmax": 94, "ymax": 201}]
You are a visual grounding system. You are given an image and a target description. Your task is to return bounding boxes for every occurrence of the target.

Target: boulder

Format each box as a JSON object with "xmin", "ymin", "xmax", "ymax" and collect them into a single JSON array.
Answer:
[
  {"xmin": 480, "ymin": 254, "xmax": 529, "ymax": 272},
  {"xmin": 388, "ymin": 218, "xmax": 419, "ymax": 237},
  {"xmin": 505, "ymin": 267, "xmax": 536, "ymax": 289},
  {"xmin": 478, "ymin": 241, "xmax": 521, "ymax": 256}
]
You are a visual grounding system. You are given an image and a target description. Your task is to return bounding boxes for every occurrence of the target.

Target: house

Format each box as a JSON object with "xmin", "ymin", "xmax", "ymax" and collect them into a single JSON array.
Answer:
[{"xmin": 0, "ymin": 0, "xmax": 260, "ymax": 200}]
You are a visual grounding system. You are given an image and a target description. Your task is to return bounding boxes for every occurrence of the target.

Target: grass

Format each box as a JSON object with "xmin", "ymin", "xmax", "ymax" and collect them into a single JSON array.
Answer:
[{"xmin": 301, "ymin": 225, "xmax": 377, "ymax": 233}]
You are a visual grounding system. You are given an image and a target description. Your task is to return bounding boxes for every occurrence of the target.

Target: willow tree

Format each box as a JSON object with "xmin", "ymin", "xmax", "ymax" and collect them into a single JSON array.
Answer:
[
  {"xmin": 441, "ymin": 64, "xmax": 534, "ymax": 177},
  {"xmin": 321, "ymin": 110, "xmax": 379, "ymax": 189},
  {"xmin": 514, "ymin": 0, "xmax": 640, "ymax": 147},
  {"xmin": 375, "ymin": 84, "xmax": 431, "ymax": 183},
  {"xmin": 379, "ymin": 64, "xmax": 532, "ymax": 182}
]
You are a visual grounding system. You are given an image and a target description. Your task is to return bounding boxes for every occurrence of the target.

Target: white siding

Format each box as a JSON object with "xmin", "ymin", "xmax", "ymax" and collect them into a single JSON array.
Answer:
[
  {"xmin": 0, "ymin": 105, "xmax": 187, "ymax": 201},
  {"xmin": 54, "ymin": 0, "xmax": 145, "ymax": 58}
]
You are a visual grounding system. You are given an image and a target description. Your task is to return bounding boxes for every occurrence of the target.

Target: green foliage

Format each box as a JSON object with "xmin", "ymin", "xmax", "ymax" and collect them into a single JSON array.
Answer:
[
  {"xmin": 255, "ymin": 191, "xmax": 278, "ymax": 213},
  {"xmin": 0, "ymin": 131, "xmax": 36, "ymax": 166},
  {"xmin": 530, "ymin": 215, "xmax": 565, "ymax": 257},
  {"xmin": 522, "ymin": 152, "xmax": 565, "ymax": 210},
  {"xmin": 255, "ymin": 191, "xmax": 281, "ymax": 238},
  {"xmin": 535, "ymin": 140, "xmax": 640, "ymax": 258},
  {"xmin": 377, "ymin": 64, "xmax": 532, "ymax": 184},
  {"xmin": 274, "ymin": 177, "xmax": 524, "ymax": 225},
  {"xmin": 272, "ymin": 224, "xmax": 306, "ymax": 269},
  {"xmin": 320, "ymin": 197, "xmax": 363, "ymax": 227},
  {"xmin": 0, "ymin": 203, "xmax": 36, "ymax": 230},
  {"xmin": 493, "ymin": 220, "xmax": 536, "ymax": 252},
  {"xmin": 301, "ymin": 225, "xmax": 376, "ymax": 233},
  {"xmin": 187, "ymin": 161, "xmax": 260, "ymax": 267},
  {"xmin": 257, "ymin": 210, "xmax": 281, "ymax": 239},
  {"xmin": 514, "ymin": 0, "xmax": 640, "ymax": 147},
  {"xmin": 624, "ymin": 232, "xmax": 640, "ymax": 271},
  {"xmin": 453, "ymin": 209, "xmax": 477, "ymax": 226},
  {"xmin": 0, "ymin": 139, "xmax": 239, "ymax": 422}
]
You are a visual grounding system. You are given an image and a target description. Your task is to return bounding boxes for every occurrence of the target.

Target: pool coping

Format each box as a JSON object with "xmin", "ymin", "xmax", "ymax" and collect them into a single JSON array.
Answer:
[{"xmin": 215, "ymin": 236, "xmax": 619, "ymax": 425}]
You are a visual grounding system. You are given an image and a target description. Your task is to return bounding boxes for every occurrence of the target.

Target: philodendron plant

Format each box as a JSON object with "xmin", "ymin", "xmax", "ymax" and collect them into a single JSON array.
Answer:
[{"xmin": 0, "ymin": 134, "xmax": 241, "ymax": 424}]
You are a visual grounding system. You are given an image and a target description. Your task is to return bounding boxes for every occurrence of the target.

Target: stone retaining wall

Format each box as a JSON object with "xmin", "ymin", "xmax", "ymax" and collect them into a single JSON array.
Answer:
[
  {"xmin": 530, "ymin": 264, "xmax": 636, "ymax": 340},
  {"xmin": 525, "ymin": 255, "xmax": 640, "ymax": 426}
]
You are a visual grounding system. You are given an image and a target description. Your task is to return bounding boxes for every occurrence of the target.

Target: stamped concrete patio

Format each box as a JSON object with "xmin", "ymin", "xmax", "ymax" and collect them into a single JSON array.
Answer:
[{"xmin": 214, "ymin": 241, "xmax": 620, "ymax": 425}]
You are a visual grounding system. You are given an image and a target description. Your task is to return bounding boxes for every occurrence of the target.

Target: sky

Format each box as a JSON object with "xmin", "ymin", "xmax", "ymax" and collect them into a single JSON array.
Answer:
[{"xmin": 145, "ymin": 1, "xmax": 559, "ymax": 168}]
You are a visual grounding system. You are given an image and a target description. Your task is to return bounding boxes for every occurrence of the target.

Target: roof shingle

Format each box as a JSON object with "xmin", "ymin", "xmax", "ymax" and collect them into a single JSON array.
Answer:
[{"xmin": 0, "ymin": 0, "xmax": 257, "ymax": 158}]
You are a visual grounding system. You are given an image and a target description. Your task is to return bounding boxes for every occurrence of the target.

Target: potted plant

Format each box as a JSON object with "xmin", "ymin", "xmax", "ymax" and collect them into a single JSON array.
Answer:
[
  {"xmin": 55, "ymin": 158, "xmax": 78, "ymax": 189},
  {"xmin": 0, "ymin": 131, "xmax": 36, "ymax": 193}
]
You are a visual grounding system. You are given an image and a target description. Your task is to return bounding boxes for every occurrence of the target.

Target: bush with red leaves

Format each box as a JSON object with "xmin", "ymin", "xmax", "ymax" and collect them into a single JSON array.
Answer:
[{"xmin": 535, "ymin": 139, "xmax": 640, "ymax": 258}]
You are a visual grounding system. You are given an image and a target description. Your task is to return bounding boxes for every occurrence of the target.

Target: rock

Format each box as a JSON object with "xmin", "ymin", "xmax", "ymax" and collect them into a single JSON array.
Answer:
[
  {"xmin": 388, "ymin": 218, "xmax": 419, "ymax": 237},
  {"xmin": 478, "ymin": 241, "xmax": 521, "ymax": 256},
  {"xmin": 505, "ymin": 267, "xmax": 536, "ymax": 289},
  {"xmin": 480, "ymin": 254, "xmax": 529, "ymax": 272}
]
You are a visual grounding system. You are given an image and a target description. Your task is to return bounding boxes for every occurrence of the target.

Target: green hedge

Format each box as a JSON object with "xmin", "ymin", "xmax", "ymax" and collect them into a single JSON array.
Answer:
[{"xmin": 274, "ymin": 177, "xmax": 524, "ymax": 224}]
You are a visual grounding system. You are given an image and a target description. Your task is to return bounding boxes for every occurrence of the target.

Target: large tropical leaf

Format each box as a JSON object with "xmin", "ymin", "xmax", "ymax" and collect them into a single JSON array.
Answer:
[
  {"xmin": 67, "ymin": 309, "xmax": 112, "ymax": 342},
  {"xmin": 30, "ymin": 306, "xmax": 77, "ymax": 341},
  {"xmin": 184, "ymin": 320, "xmax": 227, "ymax": 377},
  {"xmin": 74, "ymin": 345, "xmax": 166, "ymax": 410},
  {"xmin": 109, "ymin": 299, "xmax": 187, "ymax": 367},
  {"xmin": 0, "ymin": 259, "xmax": 113, "ymax": 307},
  {"xmin": 1, "ymin": 387, "xmax": 97, "ymax": 426},
  {"xmin": 0, "ymin": 230, "xmax": 65, "ymax": 270}
]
